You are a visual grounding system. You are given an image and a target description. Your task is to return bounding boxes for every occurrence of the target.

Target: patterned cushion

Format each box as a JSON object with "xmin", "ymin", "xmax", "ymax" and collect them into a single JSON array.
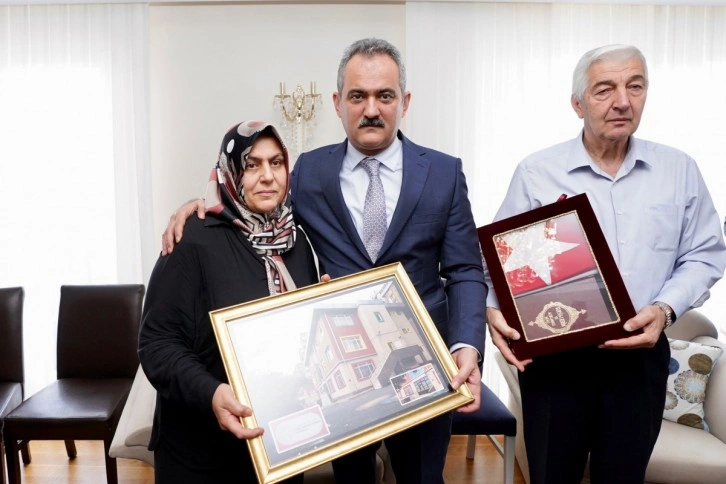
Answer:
[{"xmin": 664, "ymin": 338, "xmax": 723, "ymax": 430}]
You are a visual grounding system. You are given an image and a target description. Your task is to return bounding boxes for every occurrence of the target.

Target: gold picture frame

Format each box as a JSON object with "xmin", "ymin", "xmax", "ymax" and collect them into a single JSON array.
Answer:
[{"xmin": 210, "ymin": 262, "xmax": 473, "ymax": 483}]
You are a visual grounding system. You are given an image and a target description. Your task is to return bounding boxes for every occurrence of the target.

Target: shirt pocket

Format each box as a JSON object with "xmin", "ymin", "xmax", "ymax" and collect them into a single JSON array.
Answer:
[{"xmin": 645, "ymin": 204, "xmax": 680, "ymax": 252}]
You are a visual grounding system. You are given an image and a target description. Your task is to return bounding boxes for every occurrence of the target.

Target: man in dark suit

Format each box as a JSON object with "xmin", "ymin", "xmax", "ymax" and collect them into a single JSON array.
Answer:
[
  {"xmin": 292, "ymin": 38, "xmax": 486, "ymax": 483},
  {"xmin": 163, "ymin": 38, "xmax": 486, "ymax": 484}
]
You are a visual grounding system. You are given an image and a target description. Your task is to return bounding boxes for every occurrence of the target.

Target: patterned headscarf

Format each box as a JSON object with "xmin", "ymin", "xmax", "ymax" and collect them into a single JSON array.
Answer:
[{"xmin": 203, "ymin": 121, "xmax": 297, "ymax": 295}]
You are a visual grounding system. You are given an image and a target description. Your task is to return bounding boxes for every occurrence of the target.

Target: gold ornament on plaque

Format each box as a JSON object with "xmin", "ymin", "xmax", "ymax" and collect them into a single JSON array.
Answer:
[{"xmin": 528, "ymin": 302, "xmax": 586, "ymax": 334}]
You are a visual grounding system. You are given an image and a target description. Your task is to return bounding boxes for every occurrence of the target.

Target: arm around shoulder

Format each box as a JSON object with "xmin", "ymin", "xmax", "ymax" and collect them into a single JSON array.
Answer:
[{"xmin": 161, "ymin": 198, "xmax": 206, "ymax": 255}]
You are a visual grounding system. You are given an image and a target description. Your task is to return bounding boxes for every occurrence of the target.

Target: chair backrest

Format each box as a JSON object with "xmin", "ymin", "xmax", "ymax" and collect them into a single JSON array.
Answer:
[
  {"xmin": 0, "ymin": 286, "xmax": 24, "ymax": 393},
  {"xmin": 56, "ymin": 284, "xmax": 145, "ymax": 379}
]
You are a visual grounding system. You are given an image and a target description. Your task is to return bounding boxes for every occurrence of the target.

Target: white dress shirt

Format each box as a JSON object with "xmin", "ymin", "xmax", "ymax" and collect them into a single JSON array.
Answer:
[{"xmin": 339, "ymin": 138, "xmax": 403, "ymax": 240}]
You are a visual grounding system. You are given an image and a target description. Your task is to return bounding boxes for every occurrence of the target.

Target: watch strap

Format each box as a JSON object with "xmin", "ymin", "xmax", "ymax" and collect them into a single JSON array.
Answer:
[{"xmin": 653, "ymin": 301, "xmax": 676, "ymax": 328}]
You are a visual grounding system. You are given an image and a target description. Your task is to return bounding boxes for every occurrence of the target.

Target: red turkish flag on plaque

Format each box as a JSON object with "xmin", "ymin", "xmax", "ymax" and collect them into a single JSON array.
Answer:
[{"xmin": 495, "ymin": 212, "xmax": 597, "ymax": 297}]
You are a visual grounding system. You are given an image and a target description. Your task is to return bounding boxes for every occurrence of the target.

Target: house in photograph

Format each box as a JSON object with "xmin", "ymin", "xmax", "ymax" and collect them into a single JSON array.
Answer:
[
  {"xmin": 390, "ymin": 363, "xmax": 445, "ymax": 405},
  {"xmin": 303, "ymin": 282, "xmax": 433, "ymax": 405}
]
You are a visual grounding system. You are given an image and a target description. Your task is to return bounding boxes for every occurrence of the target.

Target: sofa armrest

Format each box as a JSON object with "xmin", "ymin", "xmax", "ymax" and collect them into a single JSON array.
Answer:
[
  {"xmin": 109, "ymin": 365, "xmax": 155, "ymax": 466},
  {"xmin": 666, "ymin": 309, "xmax": 718, "ymax": 341},
  {"xmin": 694, "ymin": 335, "xmax": 726, "ymax": 444},
  {"xmin": 666, "ymin": 309, "xmax": 725, "ymax": 444}
]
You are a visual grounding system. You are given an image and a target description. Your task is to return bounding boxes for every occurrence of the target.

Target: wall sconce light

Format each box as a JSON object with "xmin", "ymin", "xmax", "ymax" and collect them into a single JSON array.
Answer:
[{"xmin": 273, "ymin": 81, "xmax": 322, "ymax": 159}]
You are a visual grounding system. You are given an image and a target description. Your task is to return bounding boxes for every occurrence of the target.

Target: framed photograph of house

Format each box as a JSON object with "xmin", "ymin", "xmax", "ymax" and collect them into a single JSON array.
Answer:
[
  {"xmin": 478, "ymin": 193, "xmax": 636, "ymax": 360},
  {"xmin": 210, "ymin": 262, "xmax": 474, "ymax": 484}
]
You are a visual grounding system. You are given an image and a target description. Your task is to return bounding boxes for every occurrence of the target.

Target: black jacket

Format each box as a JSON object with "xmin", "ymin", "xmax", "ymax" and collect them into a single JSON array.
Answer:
[{"xmin": 138, "ymin": 215, "xmax": 318, "ymax": 476}]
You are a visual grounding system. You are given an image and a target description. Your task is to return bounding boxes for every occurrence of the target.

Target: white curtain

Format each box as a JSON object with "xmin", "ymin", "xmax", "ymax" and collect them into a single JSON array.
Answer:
[
  {"xmin": 0, "ymin": 4, "xmax": 153, "ymax": 396},
  {"xmin": 406, "ymin": 2, "xmax": 726, "ymax": 393}
]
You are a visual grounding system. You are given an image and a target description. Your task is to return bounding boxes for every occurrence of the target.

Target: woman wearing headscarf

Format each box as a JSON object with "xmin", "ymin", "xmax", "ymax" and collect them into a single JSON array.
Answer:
[{"xmin": 139, "ymin": 121, "xmax": 318, "ymax": 483}]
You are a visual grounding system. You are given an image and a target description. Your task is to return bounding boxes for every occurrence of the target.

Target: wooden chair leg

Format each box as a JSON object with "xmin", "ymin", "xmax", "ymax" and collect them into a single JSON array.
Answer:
[
  {"xmin": 64, "ymin": 439, "xmax": 77, "ymax": 459},
  {"xmin": 103, "ymin": 438, "xmax": 119, "ymax": 484},
  {"xmin": 18, "ymin": 441, "xmax": 30, "ymax": 465}
]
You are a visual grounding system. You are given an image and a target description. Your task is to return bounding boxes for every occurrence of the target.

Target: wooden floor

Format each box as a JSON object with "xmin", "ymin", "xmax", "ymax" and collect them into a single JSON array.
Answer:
[
  {"xmin": 444, "ymin": 436, "xmax": 526, "ymax": 484},
  {"xmin": 9, "ymin": 436, "xmax": 525, "ymax": 483}
]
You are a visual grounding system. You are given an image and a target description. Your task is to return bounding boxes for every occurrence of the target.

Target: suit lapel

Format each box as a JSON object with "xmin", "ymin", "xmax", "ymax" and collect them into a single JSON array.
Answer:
[
  {"xmin": 320, "ymin": 142, "xmax": 369, "ymax": 257},
  {"xmin": 379, "ymin": 135, "xmax": 430, "ymax": 259}
]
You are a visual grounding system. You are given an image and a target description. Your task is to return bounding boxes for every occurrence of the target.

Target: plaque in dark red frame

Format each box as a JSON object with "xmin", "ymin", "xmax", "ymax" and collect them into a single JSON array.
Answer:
[{"xmin": 478, "ymin": 193, "xmax": 636, "ymax": 359}]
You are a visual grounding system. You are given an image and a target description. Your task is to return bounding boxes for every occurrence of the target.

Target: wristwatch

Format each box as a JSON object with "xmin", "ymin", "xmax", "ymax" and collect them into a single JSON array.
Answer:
[{"xmin": 653, "ymin": 301, "xmax": 676, "ymax": 329}]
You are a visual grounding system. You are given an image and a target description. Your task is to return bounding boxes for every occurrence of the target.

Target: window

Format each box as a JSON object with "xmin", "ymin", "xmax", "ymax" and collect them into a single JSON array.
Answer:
[
  {"xmin": 388, "ymin": 340, "xmax": 405, "ymax": 351},
  {"xmin": 324, "ymin": 346, "xmax": 333, "ymax": 364},
  {"xmin": 341, "ymin": 335, "xmax": 365, "ymax": 352},
  {"xmin": 353, "ymin": 361, "xmax": 375, "ymax": 380},
  {"xmin": 415, "ymin": 377, "xmax": 433, "ymax": 394},
  {"xmin": 374, "ymin": 311, "xmax": 385, "ymax": 322},
  {"xmin": 332, "ymin": 315, "xmax": 354, "ymax": 327},
  {"xmin": 407, "ymin": 2, "xmax": 726, "ymax": 397},
  {"xmin": 334, "ymin": 371, "xmax": 345, "ymax": 389},
  {"xmin": 0, "ymin": 4, "xmax": 150, "ymax": 397}
]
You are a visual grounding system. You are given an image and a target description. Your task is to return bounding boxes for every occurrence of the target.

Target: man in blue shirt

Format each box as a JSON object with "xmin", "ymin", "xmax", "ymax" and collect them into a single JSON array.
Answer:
[{"xmin": 486, "ymin": 44, "xmax": 726, "ymax": 483}]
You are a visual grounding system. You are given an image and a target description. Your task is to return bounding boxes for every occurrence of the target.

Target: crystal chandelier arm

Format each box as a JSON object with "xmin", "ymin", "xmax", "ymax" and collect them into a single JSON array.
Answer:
[
  {"xmin": 274, "ymin": 94, "xmax": 296, "ymax": 122},
  {"xmin": 301, "ymin": 94, "xmax": 321, "ymax": 122}
]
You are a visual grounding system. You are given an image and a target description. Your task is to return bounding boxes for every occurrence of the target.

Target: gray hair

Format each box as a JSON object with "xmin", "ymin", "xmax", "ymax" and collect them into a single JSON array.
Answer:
[
  {"xmin": 572, "ymin": 44, "xmax": 648, "ymax": 101},
  {"xmin": 336, "ymin": 38, "xmax": 407, "ymax": 93}
]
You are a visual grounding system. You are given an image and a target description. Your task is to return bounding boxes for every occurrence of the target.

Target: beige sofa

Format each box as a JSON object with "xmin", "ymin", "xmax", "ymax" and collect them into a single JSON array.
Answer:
[
  {"xmin": 495, "ymin": 309, "xmax": 726, "ymax": 484},
  {"xmin": 108, "ymin": 365, "xmax": 155, "ymax": 466},
  {"xmin": 109, "ymin": 366, "xmax": 395, "ymax": 482}
]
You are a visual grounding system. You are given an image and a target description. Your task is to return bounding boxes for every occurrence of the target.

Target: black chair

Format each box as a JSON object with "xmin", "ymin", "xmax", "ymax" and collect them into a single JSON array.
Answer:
[
  {"xmin": 0, "ymin": 287, "xmax": 29, "ymax": 484},
  {"xmin": 3, "ymin": 284, "xmax": 144, "ymax": 484},
  {"xmin": 451, "ymin": 381, "xmax": 517, "ymax": 484}
]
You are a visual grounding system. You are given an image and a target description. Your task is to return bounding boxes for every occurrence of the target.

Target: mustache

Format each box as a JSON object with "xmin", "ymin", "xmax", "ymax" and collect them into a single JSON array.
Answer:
[{"xmin": 358, "ymin": 117, "xmax": 385, "ymax": 128}]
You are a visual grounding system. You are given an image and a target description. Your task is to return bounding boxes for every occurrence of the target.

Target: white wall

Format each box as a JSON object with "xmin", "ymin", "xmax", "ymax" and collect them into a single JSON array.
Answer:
[
  {"xmin": 148, "ymin": 2, "xmax": 725, "ymax": 335},
  {"xmin": 148, "ymin": 3, "xmax": 405, "ymax": 245}
]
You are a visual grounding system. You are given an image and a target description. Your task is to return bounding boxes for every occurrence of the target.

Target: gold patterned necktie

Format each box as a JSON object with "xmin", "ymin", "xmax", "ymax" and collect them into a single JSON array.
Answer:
[{"xmin": 360, "ymin": 157, "xmax": 387, "ymax": 261}]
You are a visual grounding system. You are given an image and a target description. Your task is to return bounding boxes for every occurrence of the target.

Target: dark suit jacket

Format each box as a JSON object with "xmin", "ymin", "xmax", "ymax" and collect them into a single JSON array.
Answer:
[{"xmin": 290, "ymin": 131, "xmax": 486, "ymax": 352}]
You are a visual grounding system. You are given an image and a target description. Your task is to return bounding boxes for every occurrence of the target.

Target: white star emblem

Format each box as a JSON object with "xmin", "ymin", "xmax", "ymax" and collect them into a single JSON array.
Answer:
[{"xmin": 499, "ymin": 221, "xmax": 579, "ymax": 285}]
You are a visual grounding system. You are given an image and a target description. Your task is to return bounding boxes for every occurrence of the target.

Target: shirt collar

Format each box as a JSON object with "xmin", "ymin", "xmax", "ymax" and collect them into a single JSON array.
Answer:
[
  {"xmin": 567, "ymin": 130, "xmax": 650, "ymax": 175},
  {"xmin": 343, "ymin": 137, "xmax": 403, "ymax": 172}
]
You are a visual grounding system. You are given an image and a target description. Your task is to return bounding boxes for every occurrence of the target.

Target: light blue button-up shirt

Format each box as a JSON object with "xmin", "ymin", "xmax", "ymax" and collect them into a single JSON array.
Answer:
[{"xmin": 485, "ymin": 133, "xmax": 726, "ymax": 319}]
